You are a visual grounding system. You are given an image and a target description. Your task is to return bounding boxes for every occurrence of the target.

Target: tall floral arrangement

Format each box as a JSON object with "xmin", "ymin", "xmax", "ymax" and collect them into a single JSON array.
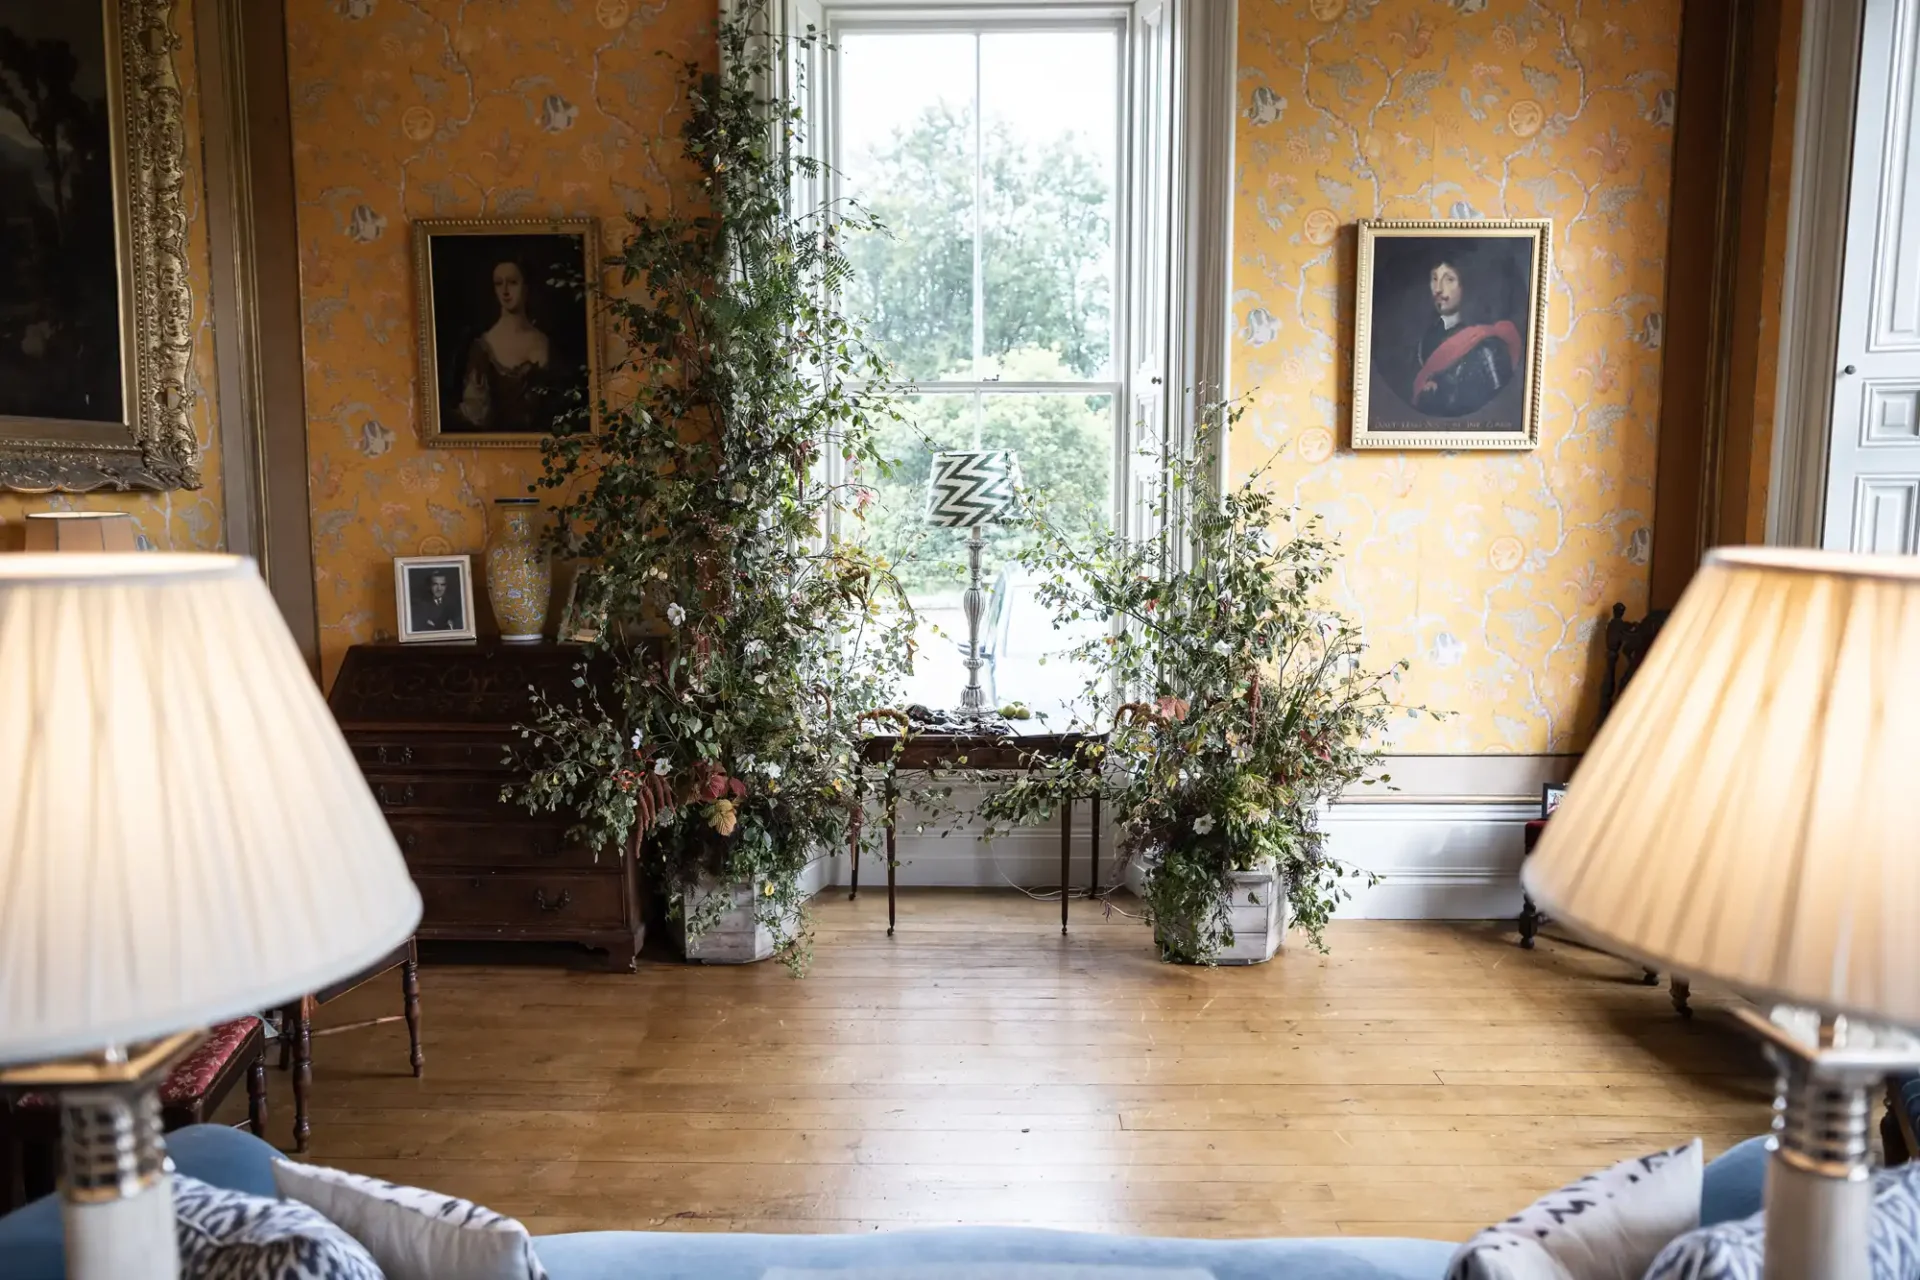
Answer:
[
  {"xmin": 515, "ymin": 1, "xmax": 912, "ymax": 968},
  {"xmin": 982, "ymin": 411, "xmax": 1426, "ymax": 962}
]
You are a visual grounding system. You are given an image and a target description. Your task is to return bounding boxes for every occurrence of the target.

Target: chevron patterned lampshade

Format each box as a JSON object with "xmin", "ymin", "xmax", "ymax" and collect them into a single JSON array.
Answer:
[{"xmin": 926, "ymin": 450, "xmax": 1018, "ymax": 529}]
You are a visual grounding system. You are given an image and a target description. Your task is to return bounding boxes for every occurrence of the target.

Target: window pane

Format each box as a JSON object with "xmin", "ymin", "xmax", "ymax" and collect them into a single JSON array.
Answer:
[
  {"xmin": 859, "ymin": 393, "xmax": 1112, "ymax": 720},
  {"xmin": 840, "ymin": 32, "xmax": 978, "ymax": 383},
  {"xmin": 980, "ymin": 31, "xmax": 1118, "ymax": 381}
]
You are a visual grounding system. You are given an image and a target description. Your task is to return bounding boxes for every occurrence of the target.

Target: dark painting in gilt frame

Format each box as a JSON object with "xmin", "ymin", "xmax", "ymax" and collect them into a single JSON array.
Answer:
[
  {"xmin": 0, "ymin": 0, "xmax": 197, "ymax": 491},
  {"xmin": 414, "ymin": 218, "xmax": 600, "ymax": 448},
  {"xmin": 1351, "ymin": 219, "xmax": 1550, "ymax": 451}
]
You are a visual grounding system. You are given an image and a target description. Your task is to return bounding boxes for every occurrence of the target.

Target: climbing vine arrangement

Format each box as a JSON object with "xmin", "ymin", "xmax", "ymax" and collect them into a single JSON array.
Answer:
[{"xmin": 516, "ymin": 0, "xmax": 913, "ymax": 969}]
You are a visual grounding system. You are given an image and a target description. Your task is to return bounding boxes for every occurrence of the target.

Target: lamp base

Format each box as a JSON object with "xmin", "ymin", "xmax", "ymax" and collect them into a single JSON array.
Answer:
[
  {"xmin": 66, "ymin": 1174, "xmax": 178, "ymax": 1280},
  {"xmin": 0, "ymin": 1031, "xmax": 201, "ymax": 1280},
  {"xmin": 957, "ymin": 528, "xmax": 990, "ymax": 715},
  {"xmin": 1737, "ymin": 1006, "xmax": 1920, "ymax": 1280},
  {"xmin": 1764, "ymin": 1149, "xmax": 1869, "ymax": 1280}
]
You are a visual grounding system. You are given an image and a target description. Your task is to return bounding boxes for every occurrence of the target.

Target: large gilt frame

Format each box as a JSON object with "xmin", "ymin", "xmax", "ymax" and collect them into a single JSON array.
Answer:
[
  {"xmin": 1350, "ymin": 218, "xmax": 1550, "ymax": 452},
  {"xmin": 0, "ymin": 0, "xmax": 198, "ymax": 492},
  {"xmin": 413, "ymin": 217, "xmax": 603, "ymax": 448}
]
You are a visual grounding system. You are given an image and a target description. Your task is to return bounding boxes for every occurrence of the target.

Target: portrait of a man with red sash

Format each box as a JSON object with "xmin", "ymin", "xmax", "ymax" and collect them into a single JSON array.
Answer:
[
  {"xmin": 1351, "ymin": 221, "xmax": 1548, "ymax": 451},
  {"xmin": 1411, "ymin": 258, "xmax": 1522, "ymax": 418}
]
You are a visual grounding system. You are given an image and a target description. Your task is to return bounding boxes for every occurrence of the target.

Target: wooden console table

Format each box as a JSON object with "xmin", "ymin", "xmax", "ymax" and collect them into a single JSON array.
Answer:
[{"xmin": 854, "ymin": 731, "xmax": 1104, "ymax": 936}]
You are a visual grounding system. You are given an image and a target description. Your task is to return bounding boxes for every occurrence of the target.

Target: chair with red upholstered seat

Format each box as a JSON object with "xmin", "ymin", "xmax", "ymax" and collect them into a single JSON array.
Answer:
[{"xmin": 0, "ymin": 1015, "xmax": 268, "ymax": 1212}]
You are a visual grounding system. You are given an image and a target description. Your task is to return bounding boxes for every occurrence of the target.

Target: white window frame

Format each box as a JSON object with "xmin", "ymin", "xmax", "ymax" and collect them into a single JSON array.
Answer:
[
  {"xmin": 823, "ymin": 6, "xmax": 1132, "ymax": 550},
  {"xmin": 794, "ymin": 0, "xmax": 1234, "ymax": 554}
]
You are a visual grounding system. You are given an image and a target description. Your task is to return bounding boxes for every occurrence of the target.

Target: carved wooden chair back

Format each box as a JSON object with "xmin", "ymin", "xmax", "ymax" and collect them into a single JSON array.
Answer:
[{"xmin": 1596, "ymin": 602, "xmax": 1671, "ymax": 730}]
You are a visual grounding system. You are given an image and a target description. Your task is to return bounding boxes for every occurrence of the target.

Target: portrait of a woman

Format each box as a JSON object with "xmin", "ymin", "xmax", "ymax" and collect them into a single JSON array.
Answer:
[{"xmin": 414, "ymin": 221, "xmax": 598, "ymax": 446}]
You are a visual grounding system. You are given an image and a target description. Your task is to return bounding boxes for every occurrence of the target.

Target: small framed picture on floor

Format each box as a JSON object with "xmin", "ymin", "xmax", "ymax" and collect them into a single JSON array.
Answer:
[
  {"xmin": 395, "ymin": 556, "xmax": 477, "ymax": 643},
  {"xmin": 1542, "ymin": 782, "xmax": 1568, "ymax": 819},
  {"xmin": 1351, "ymin": 219, "xmax": 1550, "ymax": 451}
]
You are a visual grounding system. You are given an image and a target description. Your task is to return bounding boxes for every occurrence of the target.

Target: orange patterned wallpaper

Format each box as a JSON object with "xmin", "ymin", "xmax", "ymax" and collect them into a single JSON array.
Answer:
[
  {"xmin": 0, "ymin": 0, "xmax": 224, "ymax": 551},
  {"xmin": 284, "ymin": 0, "xmax": 712, "ymax": 686},
  {"xmin": 1231, "ymin": 0, "xmax": 1681, "ymax": 754}
]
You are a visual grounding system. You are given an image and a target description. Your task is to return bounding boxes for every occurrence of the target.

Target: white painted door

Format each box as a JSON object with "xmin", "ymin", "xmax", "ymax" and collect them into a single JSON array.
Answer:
[{"xmin": 1823, "ymin": 0, "xmax": 1920, "ymax": 552}]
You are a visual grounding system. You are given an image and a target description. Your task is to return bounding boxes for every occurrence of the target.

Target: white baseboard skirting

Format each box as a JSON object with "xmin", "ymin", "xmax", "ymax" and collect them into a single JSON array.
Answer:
[{"xmin": 802, "ymin": 790, "xmax": 1543, "ymax": 922}]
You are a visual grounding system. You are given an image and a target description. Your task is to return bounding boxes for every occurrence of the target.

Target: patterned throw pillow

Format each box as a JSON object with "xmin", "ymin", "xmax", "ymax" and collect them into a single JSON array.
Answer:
[
  {"xmin": 1447, "ymin": 1140, "xmax": 1703, "ymax": 1280},
  {"xmin": 274, "ymin": 1158, "xmax": 547, "ymax": 1280},
  {"xmin": 172, "ymin": 1174, "xmax": 383, "ymax": 1280},
  {"xmin": 1644, "ymin": 1158, "xmax": 1920, "ymax": 1279}
]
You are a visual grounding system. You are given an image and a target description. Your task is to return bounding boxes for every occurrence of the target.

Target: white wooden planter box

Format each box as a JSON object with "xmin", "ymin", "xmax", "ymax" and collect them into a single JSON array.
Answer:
[
  {"xmin": 676, "ymin": 878, "xmax": 793, "ymax": 964},
  {"xmin": 1215, "ymin": 863, "xmax": 1286, "ymax": 965}
]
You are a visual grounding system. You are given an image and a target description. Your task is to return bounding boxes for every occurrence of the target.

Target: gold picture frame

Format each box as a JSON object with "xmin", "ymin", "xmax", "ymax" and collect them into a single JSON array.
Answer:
[
  {"xmin": 413, "ymin": 217, "xmax": 602, "ymax": 448},
  {"xmin": 1351, "ymin": 219, "xmax": 1550, "ymax": 451},
  {"xmin": 0, "ymin": 0, "xmax": 198, "ymax": 491}
]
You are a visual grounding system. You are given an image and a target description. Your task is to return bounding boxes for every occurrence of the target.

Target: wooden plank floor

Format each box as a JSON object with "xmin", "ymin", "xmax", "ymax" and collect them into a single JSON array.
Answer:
[{"xmin": 217, "ymin": 889, "xmax": 1772, "ymax": 1241}]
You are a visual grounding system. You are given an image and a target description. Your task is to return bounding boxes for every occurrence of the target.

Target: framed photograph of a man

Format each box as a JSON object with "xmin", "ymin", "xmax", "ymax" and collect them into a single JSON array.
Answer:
[
  {"xmin": 414, "ymin": 218, "xmax": 600, "ymax": 447},
  {"xmin": 1351, "ymin": 220, "xmax": 1550, "ymax": 450},
  {"xmin": 395, "ymin": 555, "xmax": 477, "ymax": 643}
]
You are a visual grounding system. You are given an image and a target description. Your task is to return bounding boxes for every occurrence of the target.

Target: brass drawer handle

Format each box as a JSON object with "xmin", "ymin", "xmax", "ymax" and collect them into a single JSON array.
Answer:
[
  {"xmin": 374, "ymin": 745, "xmax": 415, "ymax": 765},
  {"xmin": 402, "ymin": 832, "xmax": 418, "ymax": 852},
  {"xmin": 378, "ymin": 784, "xmax": 416, "ymax": 807},
  {"xmin": 535, "ymin": 889, "xmax": 572, "ymax": 913}
]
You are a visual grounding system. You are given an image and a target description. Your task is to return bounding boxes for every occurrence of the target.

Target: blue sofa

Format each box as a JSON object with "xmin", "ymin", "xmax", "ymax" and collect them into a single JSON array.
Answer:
[{"xmin": 0, "ymin": 1125, "xmax": 1772, "ymax": 1280}]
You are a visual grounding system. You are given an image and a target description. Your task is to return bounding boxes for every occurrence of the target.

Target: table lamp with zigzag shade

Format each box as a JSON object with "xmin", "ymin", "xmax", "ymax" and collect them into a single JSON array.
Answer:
[{"xmin": 926, "ymin": 449, "xmax": 1018, "ymax": 715}]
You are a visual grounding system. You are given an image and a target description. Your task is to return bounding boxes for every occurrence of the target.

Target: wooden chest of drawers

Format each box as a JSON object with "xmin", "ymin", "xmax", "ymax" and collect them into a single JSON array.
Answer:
[{"xmin": 328, "ymin": 641, "xmax": 643, "ymax": 971}]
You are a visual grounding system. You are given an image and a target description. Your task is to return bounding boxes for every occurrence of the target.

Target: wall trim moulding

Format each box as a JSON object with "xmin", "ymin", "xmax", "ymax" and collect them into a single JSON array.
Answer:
[{"xmin": 806, "ymin": 758, "xmax": 1568, "ymax": 921}]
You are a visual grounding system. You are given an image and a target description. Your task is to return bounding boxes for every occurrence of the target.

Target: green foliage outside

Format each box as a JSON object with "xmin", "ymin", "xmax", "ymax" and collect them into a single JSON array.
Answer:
[{"xmin": 842, "ymin": 105, "xmax": 1116, "ymax": 594}]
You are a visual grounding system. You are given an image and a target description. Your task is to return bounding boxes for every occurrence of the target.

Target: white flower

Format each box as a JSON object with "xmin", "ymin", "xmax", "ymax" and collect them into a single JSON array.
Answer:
[
  {"xmin": 742, "ymin": 638, "xmax": 767, "ymax": 659},
  {"xmin": 1212, "ymin": 640, "xmax": 1232, "ymax": 656},
  {"xmin": 730, "ymin": 483, "xmax": 748, "ymax": 502},
  {"xmin": 1193, "ymin": 814, "xmax": 1217, "ymax": 835},
  {"xmin": 666, "ymin": 602, "xmax": 686, "ymax": 627},
  {"xmin": 652, "ymin": 757, "xmax": 672, "ymax": 776},
  {"xmin": 763, "ymin": 762, "xmax": 782, "ymax": 779},
  {"xmin": 630, "ymin": 729, "xmax": 645, "ymax": 750}
]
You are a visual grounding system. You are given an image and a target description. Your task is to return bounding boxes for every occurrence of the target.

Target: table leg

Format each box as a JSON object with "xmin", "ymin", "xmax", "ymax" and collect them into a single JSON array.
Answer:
[
  {"xmin": 1060, "ymin": 795, "xmax": 1072, "ymax": 935},
  {"xmin": 403, "ymin": 956, "xmax": 424, "ymax": 1078},
  {"xmin": 849, "ymin": 807, "xmax": 862, "ymax": 901},
  {"xmin": 1090, "ymin": 793, "xmax": 1101, "ymax": 897},
  {"xmin": 291, "ymin": 997, "xmax": 312, "ymax": 1153},
  {"xmin": 885, "ymin": 781, "xmax": 897, "ymax": 937}
]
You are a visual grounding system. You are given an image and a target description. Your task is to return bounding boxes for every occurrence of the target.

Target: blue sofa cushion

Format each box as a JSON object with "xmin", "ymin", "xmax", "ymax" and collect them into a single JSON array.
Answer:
[
  {"xmin": 532, "ymin": 1228, "xmax": 1453, "ymax": 1280},
  {"xmin": 0, "ymin": 1126, "xmax": 1777, "ymax": 1280}
]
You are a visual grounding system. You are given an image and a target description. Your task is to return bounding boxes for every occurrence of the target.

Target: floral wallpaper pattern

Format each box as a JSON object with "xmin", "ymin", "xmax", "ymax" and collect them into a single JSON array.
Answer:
[
  {"xmin": 1231, "ymin": 0, "xmax": 1680, "ymax": 754},
  {"xmin": 285, "ymin": 0, "xmax": 710, "ymax": 685},
  {"xmin": 0, "ymin": 0, "xmax": 225, "ymax": 551}
]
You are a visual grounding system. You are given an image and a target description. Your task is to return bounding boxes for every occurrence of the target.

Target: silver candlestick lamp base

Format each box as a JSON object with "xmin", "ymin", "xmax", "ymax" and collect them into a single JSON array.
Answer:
[
  {"xmin": 0, "ymin": 1029, "xmax": 204, "ymax": 1280},
  {"xmin": 1735, "ymin": 1005, "xmax": 1920, "ymax": 1280},
  {"xmin": 959, "ymin": 527, "xmax": 989, "ymax": 715}
]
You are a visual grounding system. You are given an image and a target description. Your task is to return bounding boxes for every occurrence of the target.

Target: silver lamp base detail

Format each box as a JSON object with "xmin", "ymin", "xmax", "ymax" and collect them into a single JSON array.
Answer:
[
  {"xmin": 1739, "ymin": 1006, "xmax": 1920, "ymax": 1280},
  {"xmin": 0, "ymin": 1030, "xmax": 201, "ymax": 1280},
  {"xmin": 62, "ymin": 1085, "xmax": 178, "ymax": 1280},
  {"xmin": 958, "ymin": 527, "xmax": 989, "ymax": 716}
]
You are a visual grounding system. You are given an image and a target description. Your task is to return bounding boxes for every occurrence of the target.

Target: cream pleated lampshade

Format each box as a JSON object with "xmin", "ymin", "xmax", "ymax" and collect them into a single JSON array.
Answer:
[
  {"xmin": 0, "ymin": 555, "xmax": 421, "ymax": 1066},
  {"xmin": 1524, "ymin": 547, "xmax": 1920, "ymax": 1027}
]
